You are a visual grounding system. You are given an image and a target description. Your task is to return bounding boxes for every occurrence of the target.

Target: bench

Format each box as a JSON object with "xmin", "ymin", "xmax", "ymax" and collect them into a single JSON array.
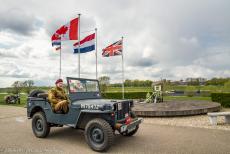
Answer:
[{"xmin": 207, "ymin": 112, "xmax": 230, "ymax": 125}]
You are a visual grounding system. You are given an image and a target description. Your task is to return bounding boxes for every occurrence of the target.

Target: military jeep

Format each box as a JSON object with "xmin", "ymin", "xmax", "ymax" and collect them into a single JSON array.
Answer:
[{"xmin": 27, "ymin": 77, "xmax": 143, "ymax": 152}]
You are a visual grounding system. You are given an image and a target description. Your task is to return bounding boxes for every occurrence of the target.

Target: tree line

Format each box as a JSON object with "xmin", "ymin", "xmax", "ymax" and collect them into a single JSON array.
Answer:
[{"xmin": 1, "ymin": 80, "xmax": 35, "ymax": 94}]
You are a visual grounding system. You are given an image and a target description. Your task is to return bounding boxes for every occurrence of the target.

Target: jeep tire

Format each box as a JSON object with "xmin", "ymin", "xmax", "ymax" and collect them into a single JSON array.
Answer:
[
  {"xmin": 85, "ymin": 118, "xmax": 114, "ymax": 152},
  {"xmin": 32, "ymin": 112, "xmax": 50, "ymax": 138}
]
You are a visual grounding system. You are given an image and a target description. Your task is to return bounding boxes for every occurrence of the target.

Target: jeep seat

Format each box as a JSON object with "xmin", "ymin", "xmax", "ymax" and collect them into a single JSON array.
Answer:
[{"xmin": 37, "ymin": 93, "xmax": 48, "ymax": 99}]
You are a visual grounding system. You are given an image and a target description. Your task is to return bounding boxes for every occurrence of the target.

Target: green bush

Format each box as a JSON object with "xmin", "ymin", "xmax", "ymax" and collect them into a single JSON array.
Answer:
[
  {"xmin": 200, "ymin": 90, "xmax": 211, "ymax": 97},
  {"xmin": 101, "ymin": 92, "xmax": 148, "ymax": 99},
  {"xmin": 211, "ymin": 93, "xmax": 230, "ymax": 107},
  {"xmin": 223, "ymin": 81, "xmax": 230, "ymax": 92}
]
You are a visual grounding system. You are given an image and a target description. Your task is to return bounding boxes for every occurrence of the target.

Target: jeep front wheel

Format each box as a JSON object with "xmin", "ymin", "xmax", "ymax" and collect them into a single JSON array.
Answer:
[
  {"xmin": 84, "ymin": 118, "xmax": 114, "ymax": 152},
  {"xmin": 32, "ymin": 112, "xmax": 50, "ymax": 138}
]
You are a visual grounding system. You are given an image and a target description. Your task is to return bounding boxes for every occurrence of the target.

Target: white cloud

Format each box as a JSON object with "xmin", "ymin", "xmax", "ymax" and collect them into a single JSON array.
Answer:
[{"xmin": 0, "ymin": 0, "xmax": 230, "ymax": 87}]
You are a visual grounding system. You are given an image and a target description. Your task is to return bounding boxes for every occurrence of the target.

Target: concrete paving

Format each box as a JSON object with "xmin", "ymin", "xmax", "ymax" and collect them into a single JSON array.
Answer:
[{"xmin": 0, "ymin": 105, "xmax": 230, "ymax": 154}]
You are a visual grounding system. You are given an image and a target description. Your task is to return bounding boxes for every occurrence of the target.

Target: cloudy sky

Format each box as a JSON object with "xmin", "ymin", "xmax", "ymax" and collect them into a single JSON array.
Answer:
[{"xmin": 0, "ymin": 0, "xmax": 230, "ymax": 87}]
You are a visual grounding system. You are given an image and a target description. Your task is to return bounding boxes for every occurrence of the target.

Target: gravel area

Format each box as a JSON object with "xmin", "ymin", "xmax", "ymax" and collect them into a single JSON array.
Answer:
[{"xmin": 143, "ymin": 108, "xmax": 230, "ymax": 131}]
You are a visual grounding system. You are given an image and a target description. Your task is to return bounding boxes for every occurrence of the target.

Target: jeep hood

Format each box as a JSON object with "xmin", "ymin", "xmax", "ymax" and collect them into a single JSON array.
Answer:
[{"xmin": 72, "ymin": 99, "xmax": 125, "ymax": 106}]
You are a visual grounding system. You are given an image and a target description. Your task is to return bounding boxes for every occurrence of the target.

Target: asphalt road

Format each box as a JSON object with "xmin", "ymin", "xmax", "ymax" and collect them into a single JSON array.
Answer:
[{"xmin": 0, "ymin": 106, "xmax": 230, "ymax": 154}]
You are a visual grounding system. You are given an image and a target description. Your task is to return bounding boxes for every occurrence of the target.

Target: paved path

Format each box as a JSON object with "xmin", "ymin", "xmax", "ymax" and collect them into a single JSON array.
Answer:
[{"xmin": 0, "ymin": 106, "xmax": 230, "ymax": 154}]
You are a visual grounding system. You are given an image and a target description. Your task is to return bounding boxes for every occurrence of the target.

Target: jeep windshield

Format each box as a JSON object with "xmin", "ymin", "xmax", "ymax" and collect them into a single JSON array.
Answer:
[{"xmin": 67, "ymin": 77, "xmax": 101, "ymax": 101}]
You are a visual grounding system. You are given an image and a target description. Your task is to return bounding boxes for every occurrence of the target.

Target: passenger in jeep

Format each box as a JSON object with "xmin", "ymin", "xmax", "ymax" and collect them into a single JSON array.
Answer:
[{"xmin": 48, "ymin": 79, "xmax": 69, "ymax": 113}]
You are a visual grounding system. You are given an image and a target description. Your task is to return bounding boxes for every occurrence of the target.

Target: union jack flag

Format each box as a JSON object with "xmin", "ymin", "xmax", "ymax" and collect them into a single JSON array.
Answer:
[{"xmin": 102, "ymin": 40, "xmax": 122, "ymax": 57}]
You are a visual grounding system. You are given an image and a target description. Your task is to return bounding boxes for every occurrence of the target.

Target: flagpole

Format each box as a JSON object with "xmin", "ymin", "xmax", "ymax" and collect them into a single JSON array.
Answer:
[
  {"xmin": 59, "ymin": 44, "xmax": 62, "ymax": 78},
  {"xmin": 95, "ymin": 28, "xmax": 98, "ymax": 80},
  {"xmin": 78, "ymin": 13, "xmax": 81, "ymax": 78},
  {"xmin": 121, "ymin": 36, "xmax": 124, "ymax": 99}
]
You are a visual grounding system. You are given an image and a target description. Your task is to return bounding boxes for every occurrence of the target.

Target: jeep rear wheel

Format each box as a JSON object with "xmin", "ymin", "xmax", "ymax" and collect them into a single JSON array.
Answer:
[
  {"xmin": 32, "ymin": 112, "xmax": 50, "ymax": 138},
  {"xmin": 84, "ymin": 118, "xmax": 114, "ymax": 152}
]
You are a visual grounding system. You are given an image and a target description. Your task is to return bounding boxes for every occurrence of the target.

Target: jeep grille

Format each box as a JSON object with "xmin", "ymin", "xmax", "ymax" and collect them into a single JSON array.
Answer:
[{"xmin": 116, "ymin": 101, "xmax": 130, "ymax": 120}]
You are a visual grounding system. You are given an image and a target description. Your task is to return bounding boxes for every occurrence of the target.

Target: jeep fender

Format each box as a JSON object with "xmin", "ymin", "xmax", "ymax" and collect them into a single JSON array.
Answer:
[{"xmin": 75, "ymin": 110, "xmax": 114, "ymax": 129}]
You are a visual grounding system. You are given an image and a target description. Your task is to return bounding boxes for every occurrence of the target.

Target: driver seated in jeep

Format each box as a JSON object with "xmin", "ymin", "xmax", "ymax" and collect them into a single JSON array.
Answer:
[{"xmin": 48, "ymin": 79, "xmax": 69, "ymax": 114}]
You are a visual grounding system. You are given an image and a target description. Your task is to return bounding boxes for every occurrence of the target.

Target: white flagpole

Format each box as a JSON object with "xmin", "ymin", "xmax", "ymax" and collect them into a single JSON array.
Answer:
[
  {"xmin": 59, "ymin": 44, "xmax": 62, "ymax": 78},
  {"xmin": 78, "ymin": 13, "xmax": 81, "ymax": 78},
  {"xmin": 121, "ymin": 36, "xmax": 124, "ymax": 99},
  {"xmin": 95, "ymin": 28, "xmax": 98, "ymax": 80}
]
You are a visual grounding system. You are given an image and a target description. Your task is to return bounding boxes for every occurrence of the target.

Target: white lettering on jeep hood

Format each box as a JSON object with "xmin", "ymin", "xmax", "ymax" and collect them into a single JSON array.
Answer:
[{"xmin": 80, "ymin": 104, "xmax": 103, "ymax": 110}]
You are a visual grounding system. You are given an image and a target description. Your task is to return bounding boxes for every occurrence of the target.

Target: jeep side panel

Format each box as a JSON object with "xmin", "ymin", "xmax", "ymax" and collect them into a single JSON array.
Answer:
[{"xmin": 28, "ymin": 98, "xmax": 80, "ymax": 125}]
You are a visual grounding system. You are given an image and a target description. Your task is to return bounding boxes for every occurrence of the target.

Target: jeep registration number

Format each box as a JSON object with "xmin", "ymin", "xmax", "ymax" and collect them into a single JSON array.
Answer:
[{"xmin": 127, "ymin": 126, "xmax": 136, "ymax": 133}]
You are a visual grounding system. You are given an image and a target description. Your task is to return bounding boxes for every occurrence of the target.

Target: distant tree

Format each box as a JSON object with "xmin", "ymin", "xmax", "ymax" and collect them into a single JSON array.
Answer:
[
  {"xmin": 124, "ymin": 79, "xmax": 132, "ymax": 87},
  {"xmin": 98, "ymin": 76, "xmax": 110, "ymax": 85},
  {"xmin": 145, "ymin": 80, "xmax": 153, "ymax": 87},
  {"xmin": 23, "ymin": 80, "xmax": 34, "ymax": 94},
  {"xmin": 118, "ymin": 79, "xmax": 153, "ymax": 87},
  {"xmin": 206, "ymin": 77, "xmax": 230, "ymax": 86},
  {"xmin": 98, "ymin": 76, "xmax": 110, "ymax": 93},
  {"xmin": 187, "ymin": 79, "xmax": 199, "ymax": 86},
  {"xmin": 11, "ymin": 81, "xmax": 24, "ymax": 94},
  {"xmin": 133, "ymin": 79, "xmax": 140, "ymax": 87}
]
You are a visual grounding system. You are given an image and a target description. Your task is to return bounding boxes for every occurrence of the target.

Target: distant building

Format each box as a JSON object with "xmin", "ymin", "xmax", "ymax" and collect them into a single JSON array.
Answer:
[
  {"xmin": 185, "ymin": 77, "xmax": 207, "ymax": 85},
  {"xmin": 170, "ymin": 78, "xmax": 207, "ymax": 86}
]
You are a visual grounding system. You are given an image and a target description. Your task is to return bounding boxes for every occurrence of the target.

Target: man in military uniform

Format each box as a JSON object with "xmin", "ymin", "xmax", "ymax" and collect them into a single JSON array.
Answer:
[{"xmin": 48, "ymin": 79, "xmax": 69, "ymax": 113}]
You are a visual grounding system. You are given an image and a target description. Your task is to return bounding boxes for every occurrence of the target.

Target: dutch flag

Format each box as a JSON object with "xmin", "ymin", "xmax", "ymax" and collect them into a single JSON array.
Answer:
[{"xmin": 73, "ymin": 33, "xmax": 95, "ymax": 53}]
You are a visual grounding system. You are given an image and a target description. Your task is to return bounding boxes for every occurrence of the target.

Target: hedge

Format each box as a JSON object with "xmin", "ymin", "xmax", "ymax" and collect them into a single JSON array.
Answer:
[
  {"xmin": 211, "ymin": 93, "xmax": 230, "ymax": 107},
  {"xmin": 101, "ymin": 92, "xmax": 148, "ymax": 99},
  {"xmin": 200, "ymin": 90, "xmax": 211, "ymax": 97}
]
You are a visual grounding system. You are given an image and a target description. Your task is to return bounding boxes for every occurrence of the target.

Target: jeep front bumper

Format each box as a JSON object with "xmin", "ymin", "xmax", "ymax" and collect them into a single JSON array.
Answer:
[{"xmin": 118, "ymin": 118, "xmax": 143, "ymax": 133}]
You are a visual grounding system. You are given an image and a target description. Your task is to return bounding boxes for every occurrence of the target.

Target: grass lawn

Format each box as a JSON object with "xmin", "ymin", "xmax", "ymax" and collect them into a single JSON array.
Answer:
[
  {"xmin": 0, "ymin": 93, "xmax": 27, "ymax": 107},
  {"xmin": 0, "ymin": 92, "xmax": 212, "ymax": 108},
  {"xmin": 107, "ymin": 87, "xmax": 152, "ymax": 92}
]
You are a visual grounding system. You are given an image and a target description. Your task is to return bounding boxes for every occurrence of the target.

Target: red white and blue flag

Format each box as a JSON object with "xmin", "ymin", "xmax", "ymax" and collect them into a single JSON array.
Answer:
[
  {"xmin": 73, "ymin": 33, "xmax": 95, "ymax": 53},
  {"xmin": 51, "ymin": 17, "xmax": 79, "ymax": 46},
  {"xmin": 51, "ymin": 34, "xmax": 61, "ymax": 46},
  {"xmin": 102, "ymin": 40, "xmax": 122, "ymax": 57}
]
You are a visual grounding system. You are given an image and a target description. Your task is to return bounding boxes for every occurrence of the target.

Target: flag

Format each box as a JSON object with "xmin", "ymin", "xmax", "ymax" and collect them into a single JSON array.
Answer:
[
  {"xmin": 51, "ymin": 33, "xmax": 61, "ymax": 46},
  {"xmin": 102, "ymin": 40, "xmax": 122, "ymax": 57},
  {"xmin": 51, "ymin": 17, "xmax": 79, "ymax": 43},
  {"xmin": 73, "ymin": 33, "xmax": 95, "ymax": 53}
]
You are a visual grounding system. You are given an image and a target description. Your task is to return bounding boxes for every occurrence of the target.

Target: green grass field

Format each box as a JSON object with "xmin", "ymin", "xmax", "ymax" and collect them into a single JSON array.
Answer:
[
  {"xmin": 0, "ymin": 92, "xmax": 212, "ymax": 108},
  {"xmin": 0, "ymin": 85, "xmax": 220, "ymax": 108},
  {"xmin": 107, "ymin": 87, "xmax": 152, "ymax": 92},
  {"xmin": 0, "ymin": 94, "xmax": 27, "ymax": 107},
  {"xmin": 107, "ymin": 85, "xmax": 224, "ymax": 92}
]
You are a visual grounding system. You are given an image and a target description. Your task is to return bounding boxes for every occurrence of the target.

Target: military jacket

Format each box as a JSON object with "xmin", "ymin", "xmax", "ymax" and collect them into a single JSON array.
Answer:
[{"xmin": 48, "ymin": 87, "xmax": 69, "ymax": 108}]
